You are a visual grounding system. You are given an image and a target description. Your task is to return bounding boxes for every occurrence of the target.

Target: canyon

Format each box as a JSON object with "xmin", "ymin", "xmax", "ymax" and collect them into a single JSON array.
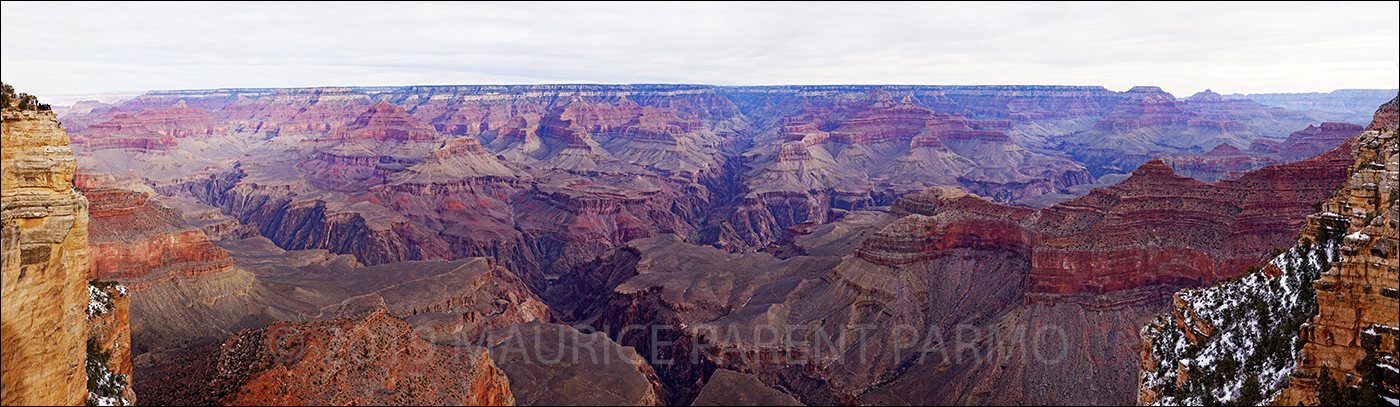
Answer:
[
  {"xmin": 7, "ymin": 83, "xmax": 1389, "ymax": 406},
  {"xmin": 1138, "ymin": 94, "xmax": 1398, "ymax": 405}
]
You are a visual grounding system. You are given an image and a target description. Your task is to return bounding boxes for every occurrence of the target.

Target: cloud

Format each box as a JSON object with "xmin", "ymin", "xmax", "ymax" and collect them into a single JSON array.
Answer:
[{"xmin": 3, "ymin": 2, "xmax": 1396, "ymax": 97}]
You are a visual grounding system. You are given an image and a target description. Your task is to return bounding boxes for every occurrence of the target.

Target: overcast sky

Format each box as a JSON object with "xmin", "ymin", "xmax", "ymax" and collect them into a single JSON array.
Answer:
[{"xmin": 3, "ymin": 1, "xmax": 1397, "ymax": 98}]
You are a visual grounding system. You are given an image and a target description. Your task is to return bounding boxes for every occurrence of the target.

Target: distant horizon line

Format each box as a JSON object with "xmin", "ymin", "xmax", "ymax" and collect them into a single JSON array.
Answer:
[{"xmin": 37, "ymin": 84, "xmax": 1400, "ymax": 95}]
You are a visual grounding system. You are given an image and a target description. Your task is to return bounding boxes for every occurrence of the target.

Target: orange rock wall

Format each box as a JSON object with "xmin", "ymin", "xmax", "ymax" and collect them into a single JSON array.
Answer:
[
  {"xmin": 2, "ymin": 109, "xmax": 90, "ymax": 406},
  {"xmin": 87, "ymin": 284, "xmax": 136, "ymax": 404},
  {"xmin": 1285, "ymin": 103, "xmax": 1399, "ymax": 402}
]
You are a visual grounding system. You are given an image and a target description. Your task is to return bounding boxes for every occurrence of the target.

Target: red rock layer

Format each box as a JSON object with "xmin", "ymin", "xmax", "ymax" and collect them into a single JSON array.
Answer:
[
  {"xmin": 1028, "ymin": 148, "xmax": 1351, "ymax": 294},
  {"xmin": 85, "ymin": 188, "xmax": 235, "ymax": 286},
  {"xmin": 210, "ymin": 87, "xmax": 372, "ymax": 136},
  {"xmin": 856, "ymin": 194, "xmax": 1037, "ymax": 267},
  {"xmin": 69, "ymin": 103, "xmax": 227, "ymax": 150},
  {"xmin": 1272, "ymin": 122, "xmax": 1365, "ymax": 161},
  {"xmin": 205, "ymin": 309, "xmax": 513, "ymax": 405}
]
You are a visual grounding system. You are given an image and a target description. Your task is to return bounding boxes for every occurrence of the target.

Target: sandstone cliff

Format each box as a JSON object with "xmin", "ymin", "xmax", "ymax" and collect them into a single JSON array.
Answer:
[
  {"xmin": 1280, "ymin": 95, "xmax": 1398, "ymax": 405},
  {"xmin": 2, "ymin": 107, "xmax": 91, "ymax": 406}
]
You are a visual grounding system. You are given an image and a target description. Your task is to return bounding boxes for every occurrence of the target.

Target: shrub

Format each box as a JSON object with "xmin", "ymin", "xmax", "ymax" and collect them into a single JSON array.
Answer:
[{"xmin": 1, "ymin": 81, "xmax": 51, "ymax": 111}]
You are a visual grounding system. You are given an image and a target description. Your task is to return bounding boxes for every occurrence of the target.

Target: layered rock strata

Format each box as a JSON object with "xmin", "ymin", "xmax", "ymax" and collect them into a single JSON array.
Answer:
[
  {"xmin": 1, "ymin": 108, "xmax": 91, "ymax": 406},
  {"xmin": 57, "ymin": 83, "xmax": 1333, "ymax": 293},
  {"xmin": 84, "ymin": 187, "xmax": 237, "ymax": 284},
  {"xmin": 550, "ymin": 134, "xmax": 1354, "ymax": 404},
  {"xmin": 1281, "ymin": 95, "xmax": 1399, "ymax": 404},
  {"xmin": 1065, "ymin": 87, "xmax": 1317, "ymax": 178}
]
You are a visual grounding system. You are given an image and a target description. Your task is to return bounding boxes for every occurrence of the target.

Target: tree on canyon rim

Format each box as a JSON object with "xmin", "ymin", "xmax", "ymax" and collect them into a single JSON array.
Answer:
[{"xmin": 1, "ymin": 81, "xmax": 51, "ymax": 111}]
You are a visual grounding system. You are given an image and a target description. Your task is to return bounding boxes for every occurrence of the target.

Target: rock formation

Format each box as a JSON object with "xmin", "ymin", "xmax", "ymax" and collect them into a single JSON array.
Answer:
[
  {"xmin": 86, "ymin": 282, "xmax": 136, "ymax": 405},
  {"xmin": 141, "ymin": 308, "xmax": 514, "ymax": 405},
  {"xmin": 547, "ymin": 123, "xmax": 1353, "ymax": 404},
  {"xmin": 484, "ymin": 322, "xmax": 666, "ymax": 406},
  {"xmin": 1280, "ymin": 95, "xmax": 1399, "ymax": 404},
  {"xmin": 2, "ymin": 107, "xmax": 92, "ymax": 406},
  {"xmin": 42, "ymin": 82, "xmax": 1381, "ymax": 405},
  {"xmin": 1136, "ymin": 95, "xmax": 1398, "ymax": 406},
  {"xmin": 84, "ymin": 187, "xmax": 237, "ymax": 283},
  {"xmin": 1064, "ymin": 87, "xmax": 1318, "ymax": 178},
  {"xmin": 690, "ymin": 369, "xmax": 803, "ymax": 406},
  {"xmin": 54, "ymin": 83, "xmax": 1335, "ymax": 292}
]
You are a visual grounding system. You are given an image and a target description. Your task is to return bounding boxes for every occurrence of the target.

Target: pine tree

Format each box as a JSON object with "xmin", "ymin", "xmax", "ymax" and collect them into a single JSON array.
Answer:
[
  {"xmin": 1239, "ymin": 372, "xmax": 1263, "ymax": 405},
  {"xmin": 1315, "ymin": 365, "xmax": 1347, "ymax": 406}
]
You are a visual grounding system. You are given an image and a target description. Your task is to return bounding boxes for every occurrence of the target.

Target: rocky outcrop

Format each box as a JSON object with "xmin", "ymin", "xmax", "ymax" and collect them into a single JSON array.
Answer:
[
  {"xmin": 143, "ymin": 308, "xmax": 514, "ymax": 405},
  {"xmin": 2, "ymin": 108, "xmax": 91, "ymax": 406},
  {"xmin": 691, "ymin": 369, "xmax": 803, "ymax": 406},
  {"xmin": 86, "ymin": 282, "xmax": 136, "ymax": 405},
  {"xmin": 485, "ymin": 322, "xmax": 666, "ymax": 406},
  {"xmin": 85, "ymin": 187, "xmax": 236, "ymax": 284},
  {"xmin": 1281, "ymin": 96, "xmax": 1399, "ymax": 404}
]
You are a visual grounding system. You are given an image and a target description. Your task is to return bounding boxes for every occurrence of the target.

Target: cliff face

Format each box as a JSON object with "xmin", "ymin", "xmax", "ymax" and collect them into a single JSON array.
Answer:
[
  {"xmin": 1136, "ymin": 95, "xmax": 1398, "ymax": 406},
  {"xmin": 1283, "ymin": 95, "xmax": 1399, "ymax": 404},
  {"xmin": 1, "ymin": 108, "xmax": 91, "ymax": 406},
  {"xmin": 84, "ymin": 187, "xmax": 237, "ymax": 284},
  {"xmin": 87, "ymin": 282, "xmax": 136, "ymax": 405}
]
